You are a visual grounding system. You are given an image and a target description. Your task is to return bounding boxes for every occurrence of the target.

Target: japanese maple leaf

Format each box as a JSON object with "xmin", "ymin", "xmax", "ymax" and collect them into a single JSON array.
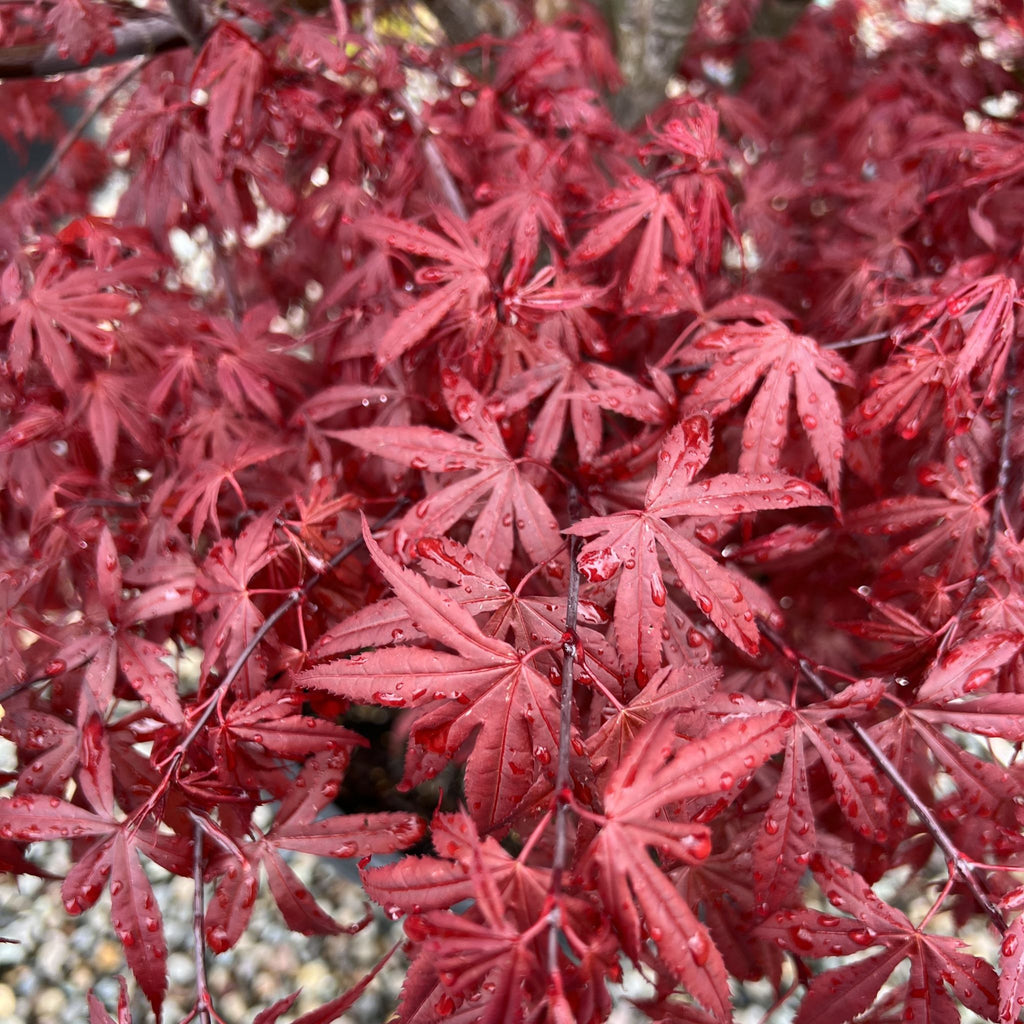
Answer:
[
  {"xmin": 641, "ymin": 104, "xmax": 739, "ymax": 278},
  {"xmin": 43, "ymin": 0, "xmax": 121, "ymax": 65},
  {"xmin": 565, "ymin": 413, "xmax": 829, "ymax": 681},
  {"xmin": 366, "ymin": 812, "xmax": 566, "ymax": 1024},
  {"xmin": 336, "ymin": 378, "xmax": 562, "ymax": 575},
  {"xmin": 0, "ymin": 252, "xmax": 137, "ymax": 394},
  {"xmin": 312, "ymin": 535, "xmax": 621, "ymax": 696},
  {"xmin": 498, "ymin": 356, "xmax": 671, "ymax": 465},
  {"xmin": 585, "ymin": 663, "xmax": 721, "ymax": 778},
  {"xmin": 193, "ymin": 22, "xmax": 268, "ymax": 165},
  {"xmin": 891, "ymin": 272, "xmax": 1018, "ymax": 421},
  {"xmin": 758, "ymin": 855, "xmax": 998, "ymax": 1024},
  {"xmin": 68, "ymin": 371, "xmax": 157, "ymax": 474},
  {"xmin": 204, "ymin": 754, "xmax": 424, "ymax": 952},
  {"xmin": 585, "ymin": 711, "xmax": 791, "ymax": 1020},
  {"xmin": 572, "ymin": 174, "xmax": 694, "ymax": 309},
  {"xmin": 0, "ymin": 793, "xmax": 192, "ymax": 1019},
  {"xmin": 363, "ymin": 810, "xmax": 565, "ymax": 928},
  {"xmin": 294, "ymin": 521, "xmax": 563, "ymax": 829},
  {"xmin": 193, "ymin": 513, "xmax": 286, "ymax": 700},
  {"xmin": 469, "ymin": 139, "xmax": 569, "ymax": 283},
  {"xmin": 847, "ymin": 458, "xmax": 989, "ymax": 587},
  {"xmin": 51, "ymin": 527, "xmax": 185, "ymax": 725},
  {"xmin": 847, "ymin": 340, "xmax": 955, "ymax": 443},
  {"xmin": 172, "ymin": 438, "xmax": 291, "ymax": 541},
  {"xmin": 1000, "ymin": 892, "xmax": 1024, "ymax": 1024},
  {"xmin": 678, "ymin": 320, "xmax": 852, "ymax": 496},
  {"xmin": 870, "ymin": 633, "xmax": 1024, "ymax": 822},
  {"xmin": 359, "ymin": 213, "xmax": 491, "ymax": 374},
  {"xmin": 206, "ymin": 689, "xmax": 365, "ymax": 796},
  {"xmin": 708, "ymin": 679, "xmax": 889, "ymax": 913}
]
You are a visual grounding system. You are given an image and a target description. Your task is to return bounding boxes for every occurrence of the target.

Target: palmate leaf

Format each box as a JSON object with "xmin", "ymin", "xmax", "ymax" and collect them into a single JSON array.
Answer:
[
  {"xmin": 758, "ymin": 856, "xmax": 999, "ymax": 1024},
  {"xmin": 294, "ymin": 520, "xmax": 562, "ymax": 829},
  {"xmin": 335, "ymin": 378, "xmax": 562, "ymax": 575},
  {"xmin": 193, "ymin": 512, "xmax": 286, "ymax": 699},
  {"xmin": 586, "ymin": 712, "xmax": 791, "ymax": 1020},
  {"xmin": 359, "ymin": 213, "xmax": 492, "ymax": 374},
  {"xmin": 566, "ymin": 414, "xmax": 829, "ymax": 679},
  {"xmin": 709, "ymin": 680, "xmax": 889, "ymax": 910},
  {"xmin": 678, "ymin": 320, "xmax": 852, "ymax": 496},
  {"xmin": 0, "ymin": 251, "xmax": 141, "ymax": 394},
  {"xmin": 572, "ymin": 174, "xmax": 694, "ymax": 308}
]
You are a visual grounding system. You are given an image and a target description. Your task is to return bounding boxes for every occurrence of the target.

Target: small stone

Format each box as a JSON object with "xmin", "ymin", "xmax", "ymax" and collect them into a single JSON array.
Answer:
[
  {"xmin": 219, "ymin": 991, "xmax": 249, "ymax": 1020},
  {"xmin": 35, "ymin": 933, "xmax": 70, "ymax": 978},
  {"xmin": 296, "ymin": 960, "xmax": 330, "ymax": 997},
  {"xmin": 94, "ymin": 939, "xmax": 124, "ymax": 973},
  {"xmin": 34, "ymin": 987, "xmax": 66, "ymax": 1017},
  {"xmin": 168, "ymin": 951, "xmax": 193, "ymax": 986},
  {"xmin": 0, "ymin": 983, "xmax": 16, "ymax": 1017}
]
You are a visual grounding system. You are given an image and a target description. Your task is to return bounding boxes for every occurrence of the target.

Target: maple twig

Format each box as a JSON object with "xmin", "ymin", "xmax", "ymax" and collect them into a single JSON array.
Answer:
[
  {"xmin": 823, "ymin": 330, "xmax": 890, "ymax": 351},
  {"xmin": 547, "ymin": 485, "xmax": 581, "ymax": 974},
  {"xmin": 938, "ymin": 349, "xmax": 1018, "ymax": 657},
  {"xmin": 211, "ymin": 233, "xmax": 242, "ymax": 324},
  {"xmin": 190, "ymin": 818, "xmax": 214, "ymax": 1024},
  {"xmin": 0, "ymin": 13, "xmax": 262, "ymax": 79},
  {"xmin": 30, "ymin": 55, "xmax": 148, "ymax": 195},
  {"xmin": 0, "ymin": 14, "xmax": 184, "ymax": 78},
  {"xmin": 757, "ymin": 618, "xmax": 1008, "ymax": 934}
]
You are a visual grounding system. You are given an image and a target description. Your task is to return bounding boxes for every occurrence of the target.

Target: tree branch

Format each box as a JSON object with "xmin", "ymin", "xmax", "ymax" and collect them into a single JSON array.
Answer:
[
  {"xmin": 547, "ymin": 485, "xmax": 581, "ymax": 974},
  {"xmin": 0, "ymin": 15, "xmax": 185, "ymax": 78},
  {"xmin": 31, "ymin": 56, "xmax": 148, "ymax": 194}
]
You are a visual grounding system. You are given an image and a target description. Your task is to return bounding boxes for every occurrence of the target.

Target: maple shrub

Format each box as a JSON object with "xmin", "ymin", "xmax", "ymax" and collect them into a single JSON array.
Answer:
[{"xmin": 2, "ymin": 0, "xmax": 1024, "ymax": 1022}]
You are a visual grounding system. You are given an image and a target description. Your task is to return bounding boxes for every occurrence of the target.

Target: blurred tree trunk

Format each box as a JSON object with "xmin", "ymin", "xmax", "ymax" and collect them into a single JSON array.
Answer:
[
  {"xmin": 596, "ymin": 0, "xmax": 700, "ymax": 126},
  {"xmin": 425, "ymin": 0, "xmax": 815, "ymax": 127}
]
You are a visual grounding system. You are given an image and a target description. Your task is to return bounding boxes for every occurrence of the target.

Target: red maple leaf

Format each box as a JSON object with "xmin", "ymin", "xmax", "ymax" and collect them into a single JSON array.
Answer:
[
  {"xmin": 193, "ymin": 513, "xmax": 286, "ymax": 699},
  {"xmin": 678, "ymin": 319, "xmax": 852, "ymax": 496},
  {"xmin": 585, "ymin": 711, "xmax": 791, "ymax": 1019},
  {"xmin": 758, "ymin": 855, "xmax": 999, "ymax": 1024},
  {"xmin": 0, "ymin": 250, "xmax": 142, "ymax": 394},
  {"xmin": 295, "ymin": 520, "xmax": 563, "ymax": 829},
  {"xmin": 0, "ymin": 793, "xmax": 192, "ymax": 1019},
  {"xmin": 203, "ymin": 754, "xmax": 423, "ymax": 952},
  {"xmin": 336, "ymin": 376, "xmax": 563, "ymax": 576},
  {"xmin": 565, "ymin": 413, "xmax": 829, "ymax": 680},
  {"xmin": 358, "ymin": 213, "xmax": 492, "ymax": 375}
]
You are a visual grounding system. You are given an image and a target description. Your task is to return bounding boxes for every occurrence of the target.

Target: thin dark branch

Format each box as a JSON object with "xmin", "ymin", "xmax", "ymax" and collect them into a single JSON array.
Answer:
[
  {"xmin": 0, "ymin": 12, "xmax": 260, "ymax": 79},
  {"xmin": 190, "ymin": 819, "xmax": 214, "ymax": 1024},
  {"xmin": 758, "ymin": 619, "xmax": 1007, "ymax": 934},
  {"xmin": 30, "ymin": 56, "xmax": 147, "ymax": 195},
  {"xmin": 0, "ymin": 15, "xmax": 184, "ymax": 78},
  {"xmin": 547, "ymin": 484, "xmax": 581, "ymax": 974},
  {"xmin": 823, "ymin": 330, "xmax": 890, "ymax": 351}
]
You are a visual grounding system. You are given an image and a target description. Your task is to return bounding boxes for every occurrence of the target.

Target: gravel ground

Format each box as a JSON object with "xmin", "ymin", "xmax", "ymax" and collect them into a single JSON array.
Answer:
[{"xmin": 0, "ymin": 846, "xmax": 406, "ymax": 1024}]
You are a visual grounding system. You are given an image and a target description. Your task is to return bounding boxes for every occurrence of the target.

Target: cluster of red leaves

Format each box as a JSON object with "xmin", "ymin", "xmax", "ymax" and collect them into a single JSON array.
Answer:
[{"xmin": 1, "ymin": 1, "xmax": 1024, "ymax": 1022}]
